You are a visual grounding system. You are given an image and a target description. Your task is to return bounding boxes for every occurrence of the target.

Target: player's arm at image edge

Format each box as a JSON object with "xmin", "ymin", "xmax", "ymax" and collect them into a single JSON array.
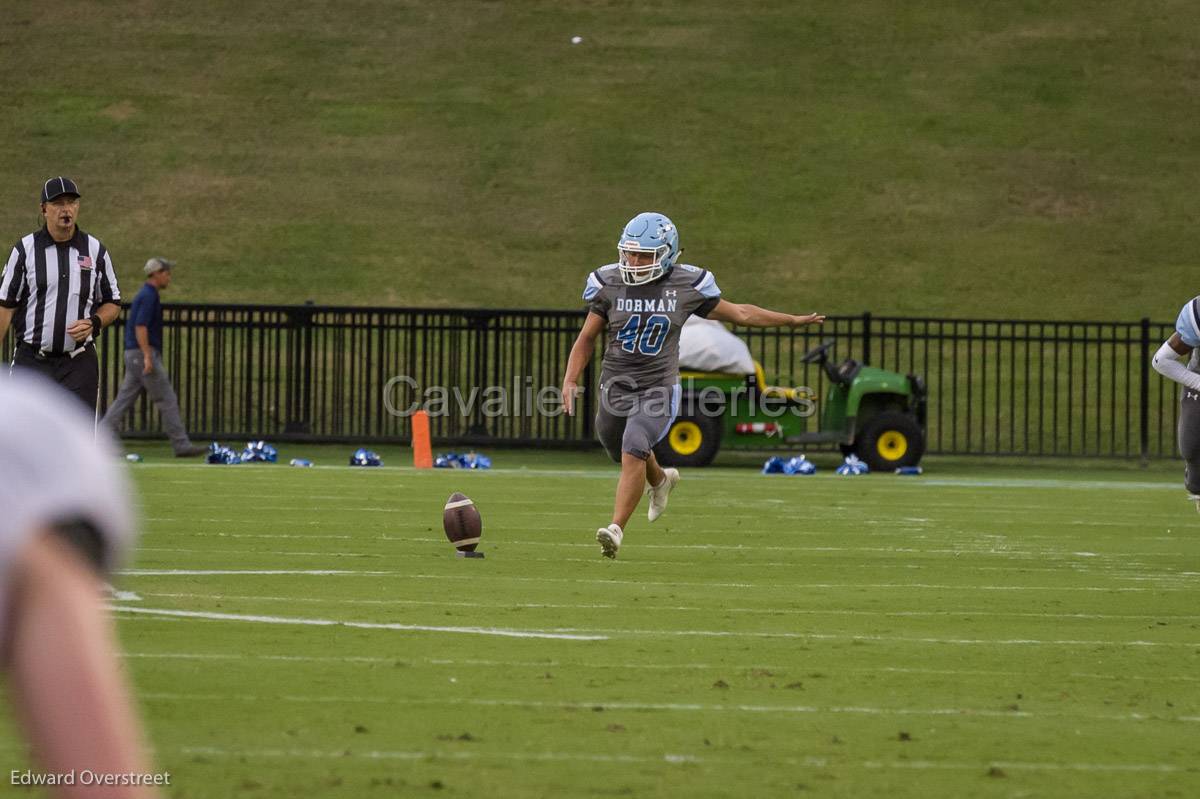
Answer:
[
  {"xmin": 1152, "ymin": 332, "xmax": 1200, "ymax": 391},
  {"xmin": 4, "ymin": 531, "xmax": 158, "ymax": 797}
]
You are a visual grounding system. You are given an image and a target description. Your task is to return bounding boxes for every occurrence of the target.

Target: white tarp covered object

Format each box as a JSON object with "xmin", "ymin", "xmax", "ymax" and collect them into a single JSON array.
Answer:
[{"xmin": 679, "ymin": 316, "xmax": 756, "ymax": 375}]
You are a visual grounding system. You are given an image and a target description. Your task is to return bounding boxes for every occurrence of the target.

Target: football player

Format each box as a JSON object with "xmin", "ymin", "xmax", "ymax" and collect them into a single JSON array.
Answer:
[
  {"xmin": 561, "ymin": 212, "xmax": 825, "ymax": 558},
  {"xmin": 1152, "ymin": 296, "xmax": 1200, "ymax": 511},
  {"xmin": 0, "ymin": 375, "xmax": 159, "ymax": 797}
]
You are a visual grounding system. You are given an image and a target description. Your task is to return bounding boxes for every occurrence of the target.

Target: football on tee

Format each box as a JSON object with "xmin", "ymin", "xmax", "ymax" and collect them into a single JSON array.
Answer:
[{"xmin": 443, "ymin": 492, "xmax": 482, "ymax": 554}]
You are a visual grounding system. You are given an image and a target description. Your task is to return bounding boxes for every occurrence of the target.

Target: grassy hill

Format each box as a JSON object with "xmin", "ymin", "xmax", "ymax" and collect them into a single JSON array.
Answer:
[{"xmin": 2, "ymin": 1, "xmax": 1197, "ymax": 319}]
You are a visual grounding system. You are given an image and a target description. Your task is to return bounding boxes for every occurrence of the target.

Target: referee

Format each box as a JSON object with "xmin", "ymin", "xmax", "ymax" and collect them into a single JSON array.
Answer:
[{"xmin": 0, "ymin": 177, "xmax": 122, "ymax": 412}]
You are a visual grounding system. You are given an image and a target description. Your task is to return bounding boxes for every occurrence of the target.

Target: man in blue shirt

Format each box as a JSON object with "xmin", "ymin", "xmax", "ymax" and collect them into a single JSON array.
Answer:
[{"xmin": 101, "ymin": 257, "xmax": 203, "ymax": 456}]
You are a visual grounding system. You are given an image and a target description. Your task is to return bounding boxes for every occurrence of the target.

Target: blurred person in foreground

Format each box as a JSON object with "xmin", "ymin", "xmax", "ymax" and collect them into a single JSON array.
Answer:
[{"xmin": 0, "ymin": 375, "xmax": 160, "ymax": 798}]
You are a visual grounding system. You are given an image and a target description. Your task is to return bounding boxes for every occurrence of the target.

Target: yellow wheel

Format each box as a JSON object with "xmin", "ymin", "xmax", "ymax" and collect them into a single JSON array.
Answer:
[
  {"xmin": 855, "ymin": 410, "xmax": 924, "ymax": 472},
  {"xmin": 655, "ymin": 413, "xmax": 722, "ymax": 467},
  {"xmin": 669, "ymin": 421, "xmax": 704, "ymax": 456},
  {"xmin": 876, "ymin": 430, "xmax": 908, "ymax": 462}
]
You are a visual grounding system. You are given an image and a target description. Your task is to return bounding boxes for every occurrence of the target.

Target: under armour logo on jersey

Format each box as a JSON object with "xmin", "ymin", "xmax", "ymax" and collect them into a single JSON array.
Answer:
[
  {"xmin": 665, "ymin": 290, "xmax": 677, "ymax": 297},
  {"xmin": 1188, "ymin": 391, "xmax": 1200, "ymax": 401}
]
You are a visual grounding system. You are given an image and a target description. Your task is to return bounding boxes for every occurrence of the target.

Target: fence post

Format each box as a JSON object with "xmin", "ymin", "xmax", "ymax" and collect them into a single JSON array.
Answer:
[
  {"xmin": 1140, "ymin": 317, "xmax": 1150, "ymax": 466},
  {"xmin": 302, "ymin": 305, "xmax": 314, "ymax": 433},
  {"xmin": 862, "ymin": 311, "xmax": 872, "ymax": 365},
  {"xmin": 284, "ymin": 305, "xmax": 314, "ymax": 435},
  {"xmin": 468, "ymin": 312, "xmax": 492, "ymax": 437}
]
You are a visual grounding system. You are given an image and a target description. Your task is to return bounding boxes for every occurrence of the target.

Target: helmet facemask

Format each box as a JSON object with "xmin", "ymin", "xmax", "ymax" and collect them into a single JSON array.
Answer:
[
  {"xmin": 616, "ymin": 212, "xmax": 679, "ymax": 285},
  {"xmin": 618, "ymin": 241, "xmax": 669, "ymax": 286}
]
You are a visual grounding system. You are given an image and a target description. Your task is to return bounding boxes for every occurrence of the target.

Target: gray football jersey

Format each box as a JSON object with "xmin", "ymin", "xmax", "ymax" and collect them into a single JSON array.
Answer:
[{"xmin": 584, "ymin": 263, "xmax": 722, "ymax": 391}]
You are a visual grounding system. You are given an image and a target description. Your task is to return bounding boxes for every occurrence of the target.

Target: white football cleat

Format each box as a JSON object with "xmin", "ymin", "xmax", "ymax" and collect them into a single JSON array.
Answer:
[
  {"xmin": 1189, "ymin": 494, "xmax": 1200, "ymax": 514},
  {"xmin": 596, "ymin": 523, "xmax": 623, "ymax": 559},
  {"xmin": 646, "ymin": 468, "xmax": 680, "ymax": 522}
]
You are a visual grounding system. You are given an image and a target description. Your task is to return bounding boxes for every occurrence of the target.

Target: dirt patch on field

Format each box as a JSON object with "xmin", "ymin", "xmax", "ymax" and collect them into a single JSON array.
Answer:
[{"xmin": 100, "ymin": 100, "xmax": 137, "ymax": 122}]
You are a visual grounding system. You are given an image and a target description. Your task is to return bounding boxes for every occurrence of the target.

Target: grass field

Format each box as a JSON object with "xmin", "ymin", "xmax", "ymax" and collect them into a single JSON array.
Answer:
[
  {"xmin": 3, "ymin": 2, "xmax": 1199, "ymax": 318},
  {"xmin": 2, "ymin": 445, "xmax": 1197, "ymax": 797}
]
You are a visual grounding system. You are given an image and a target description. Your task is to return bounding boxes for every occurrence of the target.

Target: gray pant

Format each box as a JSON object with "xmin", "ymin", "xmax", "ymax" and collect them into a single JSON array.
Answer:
[
  {"xmin": 1179, "ymin": 387, "xmax": 1200, "ymax": 493},
  {"xmin": 595, "ymin": 382, "xmax": 680, "ymax": 462},
  {"xmin": 102, "ymin": 349, "xmax": 194, "ymax": 452}
]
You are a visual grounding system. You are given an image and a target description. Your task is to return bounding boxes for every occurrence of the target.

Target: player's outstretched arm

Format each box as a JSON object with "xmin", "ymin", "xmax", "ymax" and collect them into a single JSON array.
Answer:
[
  {"xmin": 707, "ymin": 299, "xmax": 825, "ymax": 329},
  {"xmin": 1152, "ymin": 333, "xmax": 1200, "ymax": 391},
  {"xmin": 561, "ymin": 312, "xmax": 606, "ymax": 416}
]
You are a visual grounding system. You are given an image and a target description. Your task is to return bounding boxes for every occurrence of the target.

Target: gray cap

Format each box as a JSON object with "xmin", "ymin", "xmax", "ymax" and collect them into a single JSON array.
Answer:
[{"xmin": 144, "ymin": 257, "xmax": 174, "ymax": 276}]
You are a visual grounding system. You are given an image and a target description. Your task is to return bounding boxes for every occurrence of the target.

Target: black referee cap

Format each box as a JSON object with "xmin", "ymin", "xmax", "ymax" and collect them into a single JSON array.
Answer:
[{"xmin": 40, "ymin": 176, "xmax": 80, "ymax": 203}]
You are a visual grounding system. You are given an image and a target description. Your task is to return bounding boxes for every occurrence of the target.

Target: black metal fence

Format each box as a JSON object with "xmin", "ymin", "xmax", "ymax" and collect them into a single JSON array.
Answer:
[
  {"xmin": 48, "ymin": 304, "xmax": 1179, "ymax": 458},
  {"xmin": 740, "ymin": 314, "xmax": 1175, "ymax": 459},
  {"xmin": 94, "ymin": 305, "xmax": 599, "ymax": 447}
]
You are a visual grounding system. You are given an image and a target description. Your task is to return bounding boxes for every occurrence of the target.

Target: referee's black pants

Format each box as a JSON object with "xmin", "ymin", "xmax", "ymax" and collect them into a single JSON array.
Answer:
[{"xmin": 12, "ymin": 343, "xmax": 100, "ymax": 414}]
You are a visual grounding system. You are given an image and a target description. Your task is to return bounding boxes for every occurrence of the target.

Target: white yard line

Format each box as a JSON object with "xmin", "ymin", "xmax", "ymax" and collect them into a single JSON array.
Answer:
[
  {"xmin": 126, "ymin": 652, "xmax": 404, "ymax": 664},
  {"xmin": 871, "ymin": 665, "xmax": 1200, "ymax": 683},
  {"xmin": 134, "ymin": 530, "xmax": 1193, "ymax": 560},
  {"xmin": 860, "ymin": 759, "xmax": 1187, "ymax": 773},
  {"xmin": 110, "ymin": 605, "xmax": 1197, "ymax": 648},
  {"xmin": 112, "ymin": 569, "xmax": 1196, "ymax": 592},
  {"xmin": 138, "ymin": 691, "xmax": 1196, "ymax": 726},
  {"xmin": 133, "ymin": 547, "xmax": 1200, "ymax": 579},
  {"xmin": 402, "ymin": 537, "xmax": 1192, "ymax": 559},
  {"xmin": 110, "ymin": 606, "xmax": 606, "ymax": 641},
  {"xmin": 131, "ymin": 591, "xmax": 1200, "ymax": 622},
  {"xmin": 119, "ymin": 569, "xmax": 392, "ymax": 576},
  {"xmin": 154, "ymin": 532, "xmax": 356, "ymax": 540},
  {"xmin": 171, "ymin": 745, "xmax": 1192, "ymax": 773},
  {"xmin": 913, "ymin": 478, "xmax": 1178, "ymax": 491},
  {"xmin": 120, "ymin": 651, "xmax": 1200, "ymax": 685},
  {"xmin": 178, "ymin": 745, "xmax": 697, "ymax": 764},
  {"xmin": 138, "ymin": 547, "xmax": 386, "ymax": 558},
  {"xmin": 122, "ymin": 652, "xmax": 720, "ymax": 670},
  {"xmin": 1, "ymin": 738, "xmax": 1182, "ymax": 772},
  {"xmin": 546, "ymin": 627, "xmax": 1199, "ymax": 647}
]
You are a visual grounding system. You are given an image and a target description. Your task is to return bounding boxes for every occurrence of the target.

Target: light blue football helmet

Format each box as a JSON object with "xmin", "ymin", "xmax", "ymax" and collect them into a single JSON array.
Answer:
[{"xmin": 617, "ymin": 212, "xmax": 679, "ymax": 285}]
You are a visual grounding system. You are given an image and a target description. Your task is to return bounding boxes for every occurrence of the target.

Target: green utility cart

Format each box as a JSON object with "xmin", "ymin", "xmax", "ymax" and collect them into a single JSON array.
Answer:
[{"xmin": 655, "ymin": 340, "xmax": 927, "ymax": 470}]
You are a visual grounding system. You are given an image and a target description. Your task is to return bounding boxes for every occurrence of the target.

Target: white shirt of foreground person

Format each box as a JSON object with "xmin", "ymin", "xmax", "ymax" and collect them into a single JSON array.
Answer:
[
  {"xmin": 0, "ymin": 375, "xmax": 134, "ymax": 631},
  {"xmin": 0, "ymin": 376, "xmax": 161, "ymax": 798}
]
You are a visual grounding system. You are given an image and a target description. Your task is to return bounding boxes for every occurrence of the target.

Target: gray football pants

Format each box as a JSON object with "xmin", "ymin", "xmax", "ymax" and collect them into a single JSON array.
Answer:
[
  {"xmin": 102, "ymin": 349, "xmax": 194, "ymax": 452},
  {"xmin": 1179, "ymin": 387, "xmax": 1200, "ymax": 493},
  {"xmin": 595, "ymin": 383, "xmax": 680, "ymax": 463}
]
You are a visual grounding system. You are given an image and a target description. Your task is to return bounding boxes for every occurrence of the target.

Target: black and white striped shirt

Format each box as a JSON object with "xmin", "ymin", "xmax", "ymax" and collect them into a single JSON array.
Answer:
[{"xmin": 0, "ymin": 227, "xmax": 121, "ymax": 354}]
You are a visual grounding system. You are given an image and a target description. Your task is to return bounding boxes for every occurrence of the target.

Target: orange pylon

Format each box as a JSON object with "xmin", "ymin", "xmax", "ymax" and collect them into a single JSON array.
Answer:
[{"xmin": 412, "ymin": 410, "xmax": 433, "ymax": 469}]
